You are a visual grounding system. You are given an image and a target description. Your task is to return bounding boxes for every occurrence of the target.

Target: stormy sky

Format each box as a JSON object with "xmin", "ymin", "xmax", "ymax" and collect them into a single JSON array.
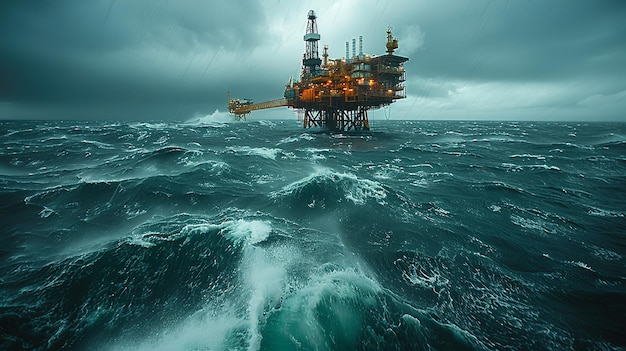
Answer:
[{"xmin": 1, "ymin": 0, "xmax": 625, "ymax": 121}]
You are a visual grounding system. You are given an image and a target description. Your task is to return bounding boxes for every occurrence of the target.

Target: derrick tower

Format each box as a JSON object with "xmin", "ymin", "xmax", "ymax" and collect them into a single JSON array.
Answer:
[
  {"xmin": 228, "ymin": 10, "xmax": 409, "ymax": 131},
  {"xmin": 302, "ymin": 10, "xmax": 322, "ymax": 79}
]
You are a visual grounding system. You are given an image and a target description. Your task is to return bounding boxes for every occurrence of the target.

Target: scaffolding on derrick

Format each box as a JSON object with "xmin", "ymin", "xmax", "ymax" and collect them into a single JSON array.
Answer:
[{"xmin": 228, "ymin": 10, "xmax": 408, "ymax": 131}]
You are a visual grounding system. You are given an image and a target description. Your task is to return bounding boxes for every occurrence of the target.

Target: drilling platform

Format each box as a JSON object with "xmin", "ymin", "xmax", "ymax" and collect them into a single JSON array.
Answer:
[{"xmin": 228, "ymin": 10, "xmax": 408, "ymax": 131}]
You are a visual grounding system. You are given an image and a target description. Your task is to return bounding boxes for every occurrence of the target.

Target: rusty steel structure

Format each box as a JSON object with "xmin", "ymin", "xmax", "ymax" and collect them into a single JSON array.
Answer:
[{"xmin": 228, "ymin": 10, "xmax": 408, "ymax": 131}]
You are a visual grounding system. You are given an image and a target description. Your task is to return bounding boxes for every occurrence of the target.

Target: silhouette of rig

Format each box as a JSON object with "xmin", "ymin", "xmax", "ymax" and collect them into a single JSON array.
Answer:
[{"xmin": 228, "ymin": 10, "xmax": 408, "ymax": 131}]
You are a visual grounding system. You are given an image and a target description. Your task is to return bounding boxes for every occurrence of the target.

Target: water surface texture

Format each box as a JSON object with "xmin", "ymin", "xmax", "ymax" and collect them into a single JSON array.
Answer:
[{"xmin": 1, "ymin": 120, "xmax": 625, "ymax": 350}]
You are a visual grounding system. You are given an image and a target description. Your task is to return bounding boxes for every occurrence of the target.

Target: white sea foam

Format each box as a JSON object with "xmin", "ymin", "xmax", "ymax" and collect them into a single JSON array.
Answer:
[
  {"xmin": 403, "ymin": 266, "xmax": 449, "ymax": 292},
  {"xmin": 120, "ymin": 244, "xmax": 375, "ymax": 351},
  {"xmin": 225, "ymin": 220, "xmax": 272, "ymax": 245},
  {"xmin": 347, "ymin": 181, "xmax": 387, "ymax": 205},
  {"xmin": 153, "ymin": 135, "xmax": 169, "ymax": 145},
  {"xmin": 510, "ymin": 214, "xmax": 557, "ymax": 235},
  {"xmin": 299, "ymin": 133, "xmax": 314, "ymax": 141},
  {"xmin": 373, "ymin": 164, "xmax": 403, "ymax": 180},
  {"xmin": 243, "ymin": 244, "xmax": 296, "ymax": 350},
  {"xmin": 258, "ymin": 120, "xmax": 276, "ymax": 127},
  {"xmin": 501, "ymin": 163, "xmax": 523, "ymax": 172},
  {"xmin": 489, "ymin": 204, "xmax": 502, "ymax": 212},
  {"xmin": 80, "ymin": 139, "xmax": 115, "ymax": 149},
  {"xmin": 413, "ymin": 163, "xmax": 434, "ymax": 168},
  {"xmin": 227, "ymin": 146, "xmax": 282, "ymax": 160},
  {"xmin": 567, "ymin": 260, "xmax": 593, "ymax": 271},
  {"xmin": 121, "ymin": 308, "xmax": 248, "ymax": 351},
  {"xmin": 277, "ymin": 136, "xmax": 299, "ymax": 144},
  {"xmin": 186, "ymin": 109, "xmax": 233, "ymax": 125},
  {"xmin": 510, "ymin": 154, "xmax": 546, "ymax": 160},
  {"xmin": 127, "ymin": 219, "xmax": 292, "ymax": 351},
  {"xmin": 123, "ymin": 206, "xmax": 147, "ymax": 219},
  {"xmin": 587, "ymin": 206, "xmax": 624, "ymax": 218},
  {"xmin": 276, "ymin": 132, "xmax": 316, "ymax": 145},
  {"xmin": 501, "ymin": 163, "xmax": 560, "ymax": 172},
  {"xmin": 136, "ymin": 131, "xmax": 150, "ymax": 141},
  {"xmin": 39, "ymin": 206, "xmax": 56, "ymax": 218},
  {"xmin": 530, "ymin": 164, "xmax": 561, "ymax": 171},
  {"xmin": 271, "ymin": 168, "xmax": 387, "ymax": 205}
]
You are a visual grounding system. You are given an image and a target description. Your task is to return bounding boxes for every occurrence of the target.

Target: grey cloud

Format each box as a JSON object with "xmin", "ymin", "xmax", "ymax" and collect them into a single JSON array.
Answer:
[
  {"xmin": 0, "ymin": 0, "xmax": 269, "ymax": 116},
  {"xmin": 1, "ymin": 0, "xmax": 625, "ymax": 121},
  {"xmin": 404, "ymin": 1, "xmax": 626, "ymax": 82}
]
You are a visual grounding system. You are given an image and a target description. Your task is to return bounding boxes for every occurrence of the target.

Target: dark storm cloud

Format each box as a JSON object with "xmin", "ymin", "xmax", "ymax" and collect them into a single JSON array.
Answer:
[
  {"xmin": 1, "ymin": 0, "xmax": 625, "ymax": 120},
  {"xmin": 387, "ymin": 0, "xmax": 626, "ymax": 120},
  {"xmin": 1, "ymin": 0, "xmax": 266, "ymax": 55},
  {"xmin": 0, "ymin": 0, "xmax": 269, "ymax": 119},
  {"xmin": 402, "ymin": 1, "xmax": 626, "ymax": 82}
]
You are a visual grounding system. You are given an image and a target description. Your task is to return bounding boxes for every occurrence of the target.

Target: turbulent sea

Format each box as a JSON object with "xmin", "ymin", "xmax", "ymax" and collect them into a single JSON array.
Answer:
[{"xmin": 1, "ymin": 119, "xmax": 625, "ymax": 351}]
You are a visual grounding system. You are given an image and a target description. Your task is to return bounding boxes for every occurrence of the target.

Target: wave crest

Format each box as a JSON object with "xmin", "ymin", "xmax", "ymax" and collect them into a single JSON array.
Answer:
[{"xmin": 270, "ymin": 169, "xmax": 387, "ymax": 210}]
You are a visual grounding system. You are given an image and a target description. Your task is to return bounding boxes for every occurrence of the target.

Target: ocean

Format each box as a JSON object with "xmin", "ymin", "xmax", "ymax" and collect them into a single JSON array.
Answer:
[{"xmin": 1, "ymin": 119, "xmax": 624, "ymax": 350}]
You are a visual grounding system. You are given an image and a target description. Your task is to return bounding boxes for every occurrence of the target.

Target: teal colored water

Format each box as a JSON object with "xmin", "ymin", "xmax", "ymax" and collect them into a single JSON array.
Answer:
[{"xmin": 1, "ymin": 120, "xmax": 625, "ymax": 350}]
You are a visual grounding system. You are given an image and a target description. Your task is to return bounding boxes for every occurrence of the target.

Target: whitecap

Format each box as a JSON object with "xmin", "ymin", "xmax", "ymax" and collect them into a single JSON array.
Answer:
[
  {"xmin": 431, "ymin": 207, "xmax": 450, "ymax": 217},
  {"xmin": 587, "ymin": 206, "xmax": 624, "ymax": 218},
  {"xmin": 510, "ymin": 154, "xmax": 546, "ymax": 160},
  {"xmin": 80, "ymin": 139, "xmax": 115, "ymax": 150},
  {"xmin": 153, "ymin": 136, "xmax": 169, "ymax": 145},
  {"xmin": 39, "ymin": 206, "xmax": 56, "ymax": 218},
  {"xmin": 489, "ymin": 205, "xmax": 501, "ymax": 212},
  {"xmin": 300, "ymin": 148, "xmax": 330, "ymax": 161},
  {"xmin": 530, "ymin": 164, "xmax": 561, "ymax": 171},
  {"xmin": 258, "ymin": 120, "xmax": 276, "ymax": 127},
  {"xmin": 566, "ymin": 260, "xmax": 593, "ymax": 271},
  {"xmin": 372, "ymin": 164, "xmax": 403, "ymax": 180},
  {"xmin": 501, "ymin": 163, "xmax": 523, "ymax": 172},
  {"xmin": 226, "ymin": 146, "xmax": 282, "ymax": 160},
  {"xmin": 224, "ymin": 220, "xmax": 272, "ymax": 245},
  {"xmin": 402, "ymin": 266, "xmax": 449, "ymax": 291},
  {"xmin": 277, "ymin": 136, "xmax": 299, "ymax": 144},
  {"xmin": 187, "ymin": 109, "xmax": 232, "ymax": 125},
  {"xmin": 510, "ymin": 214, "xmax": 557, "ymax": 235},
  {"xmin": 299, "ymin": 133, "xmax": 314, "ymax": 141},
  {"xmin": 271, "ymin": 168, "xmax": 387, "ymax": 206}
]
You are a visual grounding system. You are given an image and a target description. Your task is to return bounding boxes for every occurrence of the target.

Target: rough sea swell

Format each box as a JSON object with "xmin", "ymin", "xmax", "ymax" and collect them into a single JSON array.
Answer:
[{"xmin": 1, "ymin": 120, "xmax": 625, "ymax": 350}]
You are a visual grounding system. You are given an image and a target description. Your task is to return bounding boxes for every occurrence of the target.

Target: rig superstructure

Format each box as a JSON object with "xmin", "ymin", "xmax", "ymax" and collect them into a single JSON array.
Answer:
[{"xmin": 228, "ymin": 10, "xmax": 408, "ymax": 131}]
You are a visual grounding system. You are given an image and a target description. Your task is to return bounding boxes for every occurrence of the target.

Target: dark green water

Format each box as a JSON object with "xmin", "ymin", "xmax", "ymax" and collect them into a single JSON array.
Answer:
[{"xmin": 1, "ymin": 120, "xmax": 625, "ymax": 350}]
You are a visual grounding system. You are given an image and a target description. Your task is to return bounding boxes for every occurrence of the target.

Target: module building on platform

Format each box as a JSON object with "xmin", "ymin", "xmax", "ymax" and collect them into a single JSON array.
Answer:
[{"xmin": 228, "ymin": 10, "xmax": 408, "ymax": 131}]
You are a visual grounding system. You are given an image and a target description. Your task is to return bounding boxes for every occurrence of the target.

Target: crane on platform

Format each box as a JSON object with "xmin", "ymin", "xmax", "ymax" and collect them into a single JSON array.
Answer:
[{"xmin": 228, "ymin": 10, "xmax": 408, "ymax": 131}]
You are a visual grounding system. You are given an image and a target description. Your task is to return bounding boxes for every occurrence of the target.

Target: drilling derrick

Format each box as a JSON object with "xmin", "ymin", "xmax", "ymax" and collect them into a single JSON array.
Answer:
[
  {"xmin": 302, "ymin": 10, "xmax": 322, "ymax": 80},
  {"xmin": 228, "ymin": 10, "xmax": 409, "ymax": 131}
]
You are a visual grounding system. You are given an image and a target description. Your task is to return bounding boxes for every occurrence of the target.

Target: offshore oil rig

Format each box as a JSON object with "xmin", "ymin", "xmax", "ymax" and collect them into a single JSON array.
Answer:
[{"xmin": 228, "ymin": 10, "xmax": 408, "ymax": 131}]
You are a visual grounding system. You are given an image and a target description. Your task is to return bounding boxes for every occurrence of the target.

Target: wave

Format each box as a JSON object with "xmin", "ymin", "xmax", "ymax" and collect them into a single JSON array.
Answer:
[
  {"xmin": 3, "ymin": 120, "xmax": 625, "ymax": 350},
  {"xmin": 225, "ymin": 146, "xmax": 283, "ymax": 160},
  {"xmin": 509, "ymin": 154, "xmax": 546, "ymax": 160},
  {"xmin": 277, "ymin": 133, "xmax": 315, "ymax": 145},
  {"xmin": 270, "ymin": 168, "xmax": 387, "ymax": 211},
  {"xmin": 186, "ymin": 109, "xmax": 234, "ymax": 125},
  {"xmin": 118, "ymin": 218, "xmax": 485, "ymax": 351},
  {"xmin": 500, "ymin": 163, "xmax": 561, "ymax": 172}
]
